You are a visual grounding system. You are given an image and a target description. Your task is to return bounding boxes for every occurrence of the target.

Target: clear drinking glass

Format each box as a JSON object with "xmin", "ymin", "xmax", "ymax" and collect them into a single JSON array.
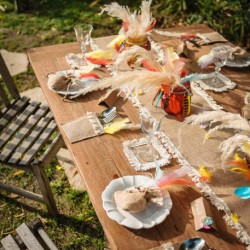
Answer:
[
  {"xmin": 74, "ymin": 24, "xmax": 93, "ymax": 65},
  {"xmin": 211, "ymin": 45, "xmax": 232, "ymax": 85},
  {"xmin": 137, "ymin": 114, "xmax": 162, "ymax": 162}
]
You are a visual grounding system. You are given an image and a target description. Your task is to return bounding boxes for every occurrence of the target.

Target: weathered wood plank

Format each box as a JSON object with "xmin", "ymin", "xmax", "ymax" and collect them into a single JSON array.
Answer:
[
  {"xmin": 0, "ymin": 52, "xmax": 20, "ymax": 103},
  {"xmin": 0, "ymin": 96, "xmax": 29, "ymax": 131},
  {"xmin": 0, "ymin": 106, "xmax": 49, "ymax": 161},
  {"xmin": 1, "ymin": 235, "xmax": 20, "ymax": 250},
  {"xmin": 0, "ymin": 101, "xmax": 39, "ymax": 150},
  {"xmin": 16, "ymin": 223, "xmax": 44, "ymax": 250},
  {"xmin": 37, "ymin": 227, "xmax": 59, "ymax": 250},
  {"xmin": 8, "ymin": 112, "xmax": 53, "ymax": 165},
  {"xmin": 0, "ymin": 182, "xmax": 44, "ymax": 203},
  {"xmin": 19, "ymin": 120, "xmax": 57, "ymax": 166}
]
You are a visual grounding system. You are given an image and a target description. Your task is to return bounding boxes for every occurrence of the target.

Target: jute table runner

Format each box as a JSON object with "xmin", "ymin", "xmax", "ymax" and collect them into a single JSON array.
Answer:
[{"xmin": 136, "ymin": 83, "xmax": 250, "ymax": 243}]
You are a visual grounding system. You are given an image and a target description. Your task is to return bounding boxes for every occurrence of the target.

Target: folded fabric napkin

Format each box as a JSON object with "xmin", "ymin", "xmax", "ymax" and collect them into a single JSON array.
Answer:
[
  {"xmin": 47, "ymin": 74, "xmax": 71, "ymax": 90},
  {"xmin": 62, "ymin": 112, "xmax": 104, "ymax": 143},
  {"xmin": 197, "ymin": 31, "xmax": 228, "ymax": 44},
  {"xmin": 231, "ymin": 46, "xmax": 249, "ymax": 59}
]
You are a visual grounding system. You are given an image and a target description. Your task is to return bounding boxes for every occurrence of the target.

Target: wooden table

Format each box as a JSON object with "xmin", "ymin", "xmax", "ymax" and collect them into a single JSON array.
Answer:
[{"xmin": 28, "ymin": 24, "xmax": 248, "ymax": 250}]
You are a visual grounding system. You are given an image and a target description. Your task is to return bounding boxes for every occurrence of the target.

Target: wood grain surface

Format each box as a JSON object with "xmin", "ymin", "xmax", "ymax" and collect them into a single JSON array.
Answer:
[{"xmin": 28, "ymin": 24, "xmax": 248, "ymax": 250}]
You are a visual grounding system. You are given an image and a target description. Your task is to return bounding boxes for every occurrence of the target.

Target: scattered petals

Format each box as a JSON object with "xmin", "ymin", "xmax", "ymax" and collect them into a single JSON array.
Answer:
[
  {"xmin": 13, "ymin": 170, "xmax": 25, "ymax": 176},
  {"xmin": 199, "ymin": 166, "xmax": 212, "ymax": 182},
  {"xmin": 56, "ymin": 165, "xmax": 62, "ymax": 171},
  {"xmin": 231, "ymin": 212, "xmax": 239, "ymax": 224}
]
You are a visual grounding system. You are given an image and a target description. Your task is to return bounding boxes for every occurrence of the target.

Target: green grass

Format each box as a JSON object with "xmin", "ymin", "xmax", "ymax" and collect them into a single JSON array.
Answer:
[
  {"xmin": 0, "ymin": 0, "xmax": 249, "ymax": 249},
  {"xmin": 0, "ymin": 161, "xmax": 106, "ymax": 249}
]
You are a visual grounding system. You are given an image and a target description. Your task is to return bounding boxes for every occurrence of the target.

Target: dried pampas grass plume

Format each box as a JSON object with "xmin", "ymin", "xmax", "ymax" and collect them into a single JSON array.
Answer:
[
  {"xmin": 113, "ymin": 45, "xmax": 161, "ymax": 72},
  {"xmin": 100, "ymin": 1, "xmax": 155, "ymax": 39},
  {"xmin": 97, "ymin": 70, "xmax": 179, "ymax": 94},
  {"xmin": 185, "ymin": 110, "xmax": 250, "ymax": 167}
]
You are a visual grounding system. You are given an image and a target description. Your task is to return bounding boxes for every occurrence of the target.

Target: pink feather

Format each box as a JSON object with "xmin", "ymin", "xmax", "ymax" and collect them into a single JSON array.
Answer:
[
  {"xmin": 157, "ymin": 178, "xmax": 194, "ymax": 189},
  {"xmin": 141, "ymin": 58, "xmax": 160, "ymax": 72},
  {"xmin": 197, "ymin": 52, "xmax": 214, "ymax": 68}
]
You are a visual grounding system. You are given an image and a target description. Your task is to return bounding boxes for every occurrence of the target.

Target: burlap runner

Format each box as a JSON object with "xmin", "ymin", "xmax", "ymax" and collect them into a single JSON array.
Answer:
[
  {"xmin": 136, "ymin": 85, "xmax": 250, "ymax": 238},
  {"xmin": 139, "ymin": 27, "xmax": 250, "ymax": 237}
]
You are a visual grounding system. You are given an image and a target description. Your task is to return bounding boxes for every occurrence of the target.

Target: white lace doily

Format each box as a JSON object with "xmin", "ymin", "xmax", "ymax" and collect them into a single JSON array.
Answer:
[{"xmin": 123, "ymin": 134, "xmax": 171, "ymax": 171}]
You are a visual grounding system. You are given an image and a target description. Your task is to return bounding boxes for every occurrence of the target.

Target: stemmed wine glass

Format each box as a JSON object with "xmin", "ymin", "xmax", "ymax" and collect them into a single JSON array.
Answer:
[
  {"xmin": 137, "ymin": 114, "xmax": 162, "ymax": 162},
  {"xmin": 211, "ymin": 45, "xmax": 232, "ymax": 85},
  {"xmin": 74, "ymin": 24, "xmax": 93, "ymax": 66}
]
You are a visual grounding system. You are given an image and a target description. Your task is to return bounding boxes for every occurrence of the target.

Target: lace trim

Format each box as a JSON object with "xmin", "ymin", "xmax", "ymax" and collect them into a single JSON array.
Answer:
[
  {"xmin": 153, "ymin": 29, "xmax": 186, "ymax": 38},
  {"xmin": 150, "ymin": 242, "xmax": 174, "ymax": 250},
  {"xmin": 192, "ymin": 73, "xmax": 236, "ymax": 93},
  {"xmin": 123, "ymin": 89, "xmax": 250, "ymax": 247},
  {"xmin": 191, "ymin": 81, "xmax": 223, "ymax": 110},
  {"xmin": 123, "ymin": 135, "xmax": 171, "ymax": 171},
  {"xmin": 244, "ymin": 92, "xmax": 250, "ymax": 104},
  {"xmin": 86, "ymin": 112, "xmax": 104, "ymax": 135}
]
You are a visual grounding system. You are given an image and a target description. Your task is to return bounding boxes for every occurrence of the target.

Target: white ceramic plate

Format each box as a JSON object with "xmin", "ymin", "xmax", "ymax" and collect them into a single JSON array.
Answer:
[
  {"xmin": 226, "ymin": 57, "xmax": 250, "ymax": 68},
  {"xmin": 102, "ymin": 175, "xmax": 172, "ymax": 229}
]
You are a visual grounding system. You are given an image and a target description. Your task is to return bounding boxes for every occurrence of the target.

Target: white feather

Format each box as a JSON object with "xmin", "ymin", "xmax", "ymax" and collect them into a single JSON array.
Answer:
[{"xmin": 100, "ymin": 3, "xmax": 131, "ymax": 22}]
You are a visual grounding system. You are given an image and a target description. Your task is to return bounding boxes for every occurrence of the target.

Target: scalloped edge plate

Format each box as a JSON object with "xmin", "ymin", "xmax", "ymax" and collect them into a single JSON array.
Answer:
[
  {"xmin": 47, "ymin": 68, "xmax": 98, "ymax": 95},
  {"xmin": 226, "ymin": 57, "xmax": 250, "ymax": 68},
  {"xmin": 102, "ymin": 175, "xmax": 172, "ymax": 229}
]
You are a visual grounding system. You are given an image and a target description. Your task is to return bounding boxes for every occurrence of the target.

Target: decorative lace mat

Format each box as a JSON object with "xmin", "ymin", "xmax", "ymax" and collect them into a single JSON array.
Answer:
[
  {"xmin": 123, "ymin": 135, "xmax": 171, "ymax": 171},
  {"xmin": 191, "ymin": 72, "xmax": 236, "ymax": 93}
]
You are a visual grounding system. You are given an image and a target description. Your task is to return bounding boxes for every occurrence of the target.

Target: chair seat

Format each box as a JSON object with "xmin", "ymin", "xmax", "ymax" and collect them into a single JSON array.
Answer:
[{"xmin": 0, "ymin": 95, "xmax": 58, "ymax": 171}]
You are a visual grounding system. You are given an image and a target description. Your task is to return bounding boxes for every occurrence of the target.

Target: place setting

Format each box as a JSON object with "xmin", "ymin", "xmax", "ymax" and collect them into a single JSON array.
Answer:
[
  {"xmin": 192, "ymin": 44, "xmax": 237, "ymax": 93},
  {"xmin": 123, "ymin": 109, "xmax": 171, "ymax": 171}
]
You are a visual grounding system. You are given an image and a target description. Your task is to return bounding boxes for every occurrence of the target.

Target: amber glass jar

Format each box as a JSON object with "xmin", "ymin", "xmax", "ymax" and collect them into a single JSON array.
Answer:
[{"xmin": 120, "ymin": 36, "xmax": 151, "ymax": 52}]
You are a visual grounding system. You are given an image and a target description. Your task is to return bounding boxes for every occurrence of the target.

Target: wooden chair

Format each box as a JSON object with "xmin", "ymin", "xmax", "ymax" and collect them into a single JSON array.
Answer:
[
  {"xmin": 0, "ymin": 218, "xmax": 59, "ymax": 250},
  {"xmin": 0, "ymin": 52, "xmax": 64, "ymax": 216}
]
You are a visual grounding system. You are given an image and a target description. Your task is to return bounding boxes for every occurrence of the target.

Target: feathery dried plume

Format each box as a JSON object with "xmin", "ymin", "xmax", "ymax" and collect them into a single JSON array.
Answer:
[
  {"xmin": 220, "ymin": 134, "xmax": 250, "ymax": 164},
  {"xmin": 185, "ymin": 110, "xmax": 250, "ymax": 167},
  {"xmin": 113, "ymin": 45, "xmax": 161, "ymax": 72},
  {"xmin": 96, "ymin": 70, "xmax": 179, "ymax": 93},
  {"xmin": 100, "ymin": 1, "xmax": 155, "ymax": 39},
  {"xmin": 185, "ymin": 110, "xmax": 250, "ymax": 135},
  {"xmin": 100, "ymin": 2, "xmax": 131, "ymax": 22}
]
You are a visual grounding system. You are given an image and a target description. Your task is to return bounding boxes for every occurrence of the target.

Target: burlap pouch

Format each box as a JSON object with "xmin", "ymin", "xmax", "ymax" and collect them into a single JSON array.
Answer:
[{"xmin": 62, "ymin": 112, "xmax": 104, "ymax": 143}]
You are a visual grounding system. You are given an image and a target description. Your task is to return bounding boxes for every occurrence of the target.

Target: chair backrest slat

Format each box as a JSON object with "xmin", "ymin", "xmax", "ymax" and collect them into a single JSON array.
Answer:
[
  {"xmin": 0, "ymin": 96, "xmax": 29, "ymax": 131},
  {"xmin": 0, "ymin": 106, "xmax": 49, "ymax": 161},
  {"xmin": 0, "ymin": 99, "xmax": 38, "ymax": 150},
  {"xmin": 8, "ymin": 112, "xmax": 53, "ymax": 165},
  {"xmin": 16, "ymin": 223, "xmax": 45, "ymax": 250},
  {"xmin": 1, "ymin": 235, "xmax": 21, "ymax": 250},
  {"xmin": 0, "ymin": 52, "xmax": 20, "ymax": 108}
]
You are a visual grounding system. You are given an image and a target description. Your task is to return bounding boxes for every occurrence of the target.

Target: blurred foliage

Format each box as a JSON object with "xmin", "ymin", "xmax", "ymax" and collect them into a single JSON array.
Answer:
[
  {"xmin": 0, "ymin": 0, "xmax": 249, "ymax": 52},
  {"xmin": 152, "ymin": 0, "xmax": 250, "ymax": 48}
]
